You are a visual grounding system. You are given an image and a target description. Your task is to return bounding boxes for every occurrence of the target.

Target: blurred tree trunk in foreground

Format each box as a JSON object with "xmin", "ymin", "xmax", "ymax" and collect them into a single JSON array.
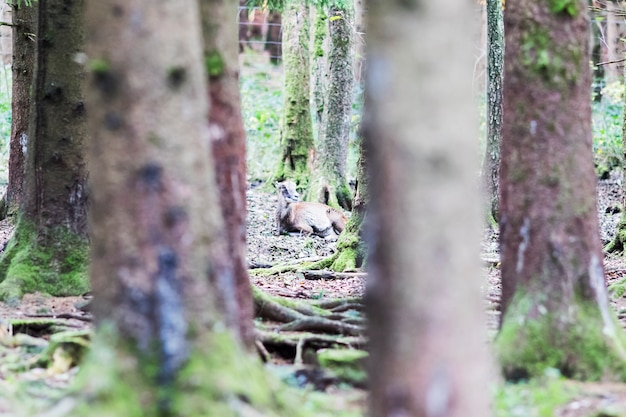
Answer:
[
  {"xmin": 365, "ymin": 0, "xmax": 489, "ymax": 416},
  {"xmin": 497, "ymin": 0, "xmax": 626, "ymax": 380},
  {"xmin": 200, "ymin": 0, "xmax": 255, "ymax": 349},
  {"xmin": 0, "ymin": 0, "xmax": 89, "ymax": 301},
  {"xmin": 82, "ymin": 0, "xmax": 306, "ymax": 414}
]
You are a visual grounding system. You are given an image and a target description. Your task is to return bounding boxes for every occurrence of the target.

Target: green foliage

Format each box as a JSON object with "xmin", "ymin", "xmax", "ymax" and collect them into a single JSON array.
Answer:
[
  {"xmin": 240, "ymin": 52, "xmax": 283, "ymax": 181},
  {"xmin": 547, "ymin": 0, "xmax": 579, "ymax": 16},
  {"xmin": 12, "ymin": 0, "xmax": 37, "ymax": 7},
  {"xmin": 494, "ymin": 371, "xmax": 577, "ymax": 417},
  {"xmin": 592, "ymin": 82, "xmax": 624, "ymax": 178},
  {"xmin": 88, "ymin": 58, "xmax": 111, "ymax": 74}
]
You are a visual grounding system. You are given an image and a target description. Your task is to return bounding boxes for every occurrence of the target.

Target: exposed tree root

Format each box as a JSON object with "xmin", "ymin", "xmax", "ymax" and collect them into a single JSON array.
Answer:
[
  {"xmin": 252, "ymin": 285, "xmax": 365, "ymax": 336},
  {"xmin": 256, "ymin": 329, "xmax": 366, "ymax": 349},
  {"xmin": 301, "ymin": 270, "xmax": 367, "ymax": 280},
  {"xmin": 278, "ymin": 318, "xmax": 362, "ymax": 335}
]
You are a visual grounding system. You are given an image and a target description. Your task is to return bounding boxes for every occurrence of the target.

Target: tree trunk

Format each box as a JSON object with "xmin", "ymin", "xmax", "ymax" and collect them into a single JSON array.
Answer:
[
  {"xmin": 238, "ymin": 0, "xmax": 249, "ymax": 52},
  {"xmin": 265, "ymin": 10, "xmax": 282, "ymax": 64},
  {"xmin": 498, "ymin": 0, "xmax": 626, "ymax": 380},
  {"xmin": 307, "ymin": 3, "xmax": 354, "ymax": 210},
  {"xmin": 328, "ymin": 135, "xmax": 367, "ymax": 272},
  {"xmin": 3, "ymin": 1, "xmax": 36, "ymax": 219},
  {"xmin": 482, "ymin": 0, "xmax": 503, "ymax": 225},
  {"xmin": 0, "ymin": 0, "xmax": 89, "ymax": 301},
  {"xmin": 590, "ymin": 11, "xmax": 604, "ymax": 102},
  {"xmin": 310, "ymin": 5, "xmax": 327, "ymax": 140},
  {"xmin": 365, "ymin": 1, "xmax": 489, "ymax": 416},
  {"xmin": 82, "ymin": 1, "xmax": 296, "ymax": 414},
  {"xmin": 605, "ymin": 1, "xmax": 619, "ymax": 83},
  {"xmin": 272, "ymin": 0, "xmax": 314, "ymax": 186},
  {"xmin": 200, "ymin": 0, "xmax": 255, "ymax": 349}
]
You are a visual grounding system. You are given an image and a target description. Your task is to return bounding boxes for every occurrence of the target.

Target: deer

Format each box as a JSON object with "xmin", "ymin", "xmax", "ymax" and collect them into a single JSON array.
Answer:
[{"xmin": 275, "ymin": 180, "xmax": 348, "ymax": 239}]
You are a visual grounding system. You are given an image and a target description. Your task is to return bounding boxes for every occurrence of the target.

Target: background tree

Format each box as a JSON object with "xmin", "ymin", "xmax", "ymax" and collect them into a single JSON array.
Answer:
[
  {"xmin": 604, "ymin": 66, "xmax": 626, "ymax": 255},
  {"xmin": 365, "ymin": 0, "xmax": 489, "ymax": 416},
  {"xmin": 497, "ymin": 0, "xmax": 626, "ymax": 379},
  {"xmin": 81, "ymin": 0, "xmax": 303, "ymax": 414},
  {"xmin": 272, "ymin": 0, "xmax": 314, "ymax": 186},
  {"xmin": 306, "ymin": 0, "xmax": 354, "ymax": 210},
  {"xmin": 1, "ymin": 0, "xmax": 36, "ymax": 219},
  {"xmin": 0, "ymin": 0, "xmax": 89, "ymax": 300},
  {"xmin": 311, "ymin": 4, "xmax": 327, "ymax": 138},
  {"xmin": 482, "ymin": 0, "xmax": 503, "ymax": 225},
  {"xmin": 200, "ymin": 0, "xmax": 255, "ymax": 348},
  {"xmin": 266, "ymin": 9, "xmax": 282, "ymax": 64}
]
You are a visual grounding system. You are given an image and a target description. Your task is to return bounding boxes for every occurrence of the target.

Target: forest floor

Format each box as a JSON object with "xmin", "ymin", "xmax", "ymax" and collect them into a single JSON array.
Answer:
[{"xmin": 0, "ymin": 178, "xmax": 625, "ymax": 415}]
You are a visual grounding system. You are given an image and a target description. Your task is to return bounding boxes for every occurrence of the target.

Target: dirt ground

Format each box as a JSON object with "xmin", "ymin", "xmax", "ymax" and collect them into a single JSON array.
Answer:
[{"xmin": 0, "ymin": 177, "xmax": 626, "ymax": 415}]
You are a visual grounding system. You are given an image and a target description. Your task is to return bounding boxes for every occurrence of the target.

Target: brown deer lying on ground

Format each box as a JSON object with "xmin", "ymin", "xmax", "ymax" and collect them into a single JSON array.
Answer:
[{"xmin": 275, "ymin": 181, "xmax": 348, "ymax": 239}]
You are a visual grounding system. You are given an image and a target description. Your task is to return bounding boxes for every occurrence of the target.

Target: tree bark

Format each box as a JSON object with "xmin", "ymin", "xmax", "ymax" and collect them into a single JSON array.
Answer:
[
  {"xmin": 307, "ymin": 3, "xmax": 354, "ymax": 210},
  {"xmin": 3, "ymin": 0, "xmax": 36, "ymax": 219},
  {"xmin": 272, "ymin": 0, "xmax": 314, "ymax": 186},
  {"xmin": 82, "ymin": 1, "xmax": 295, "ymax": 414},
  {"xmin": 482, "ymin": 0, "xmax": 503, "ymax": 225},
  {"xmin": 265, "ymin": 10, "xmax": 282, "ymax": 64},
  {"xmin": 200, "ymin": 0, "xmax": 255, "ymax": 349},
  {"xmin": 0, "ymin": 0, "xmax": 89, "ymax": 301},
  {"xmin": 498, "ymin": 0, "xmax": 626, "ymax": 380},
  {"xmin": 365, "ymin": 1, "xmax": 489, "ymax": 416}
]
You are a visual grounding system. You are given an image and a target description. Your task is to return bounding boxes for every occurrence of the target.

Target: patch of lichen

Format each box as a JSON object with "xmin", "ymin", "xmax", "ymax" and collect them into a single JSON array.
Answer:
[
  {"xmin": 0, "ymin": 219, "xmax": 89, "ymax": 301},
  {"xmin": 520, "ymin": 22, "xmax": 582, "ymax": 87},
  {"xmin": 496, "ymin": 293, "xmax": 626, "ymax": 381}
]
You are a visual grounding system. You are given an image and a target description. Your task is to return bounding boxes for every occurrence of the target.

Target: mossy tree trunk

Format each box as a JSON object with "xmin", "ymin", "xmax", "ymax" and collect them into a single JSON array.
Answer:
[
  {"xmin": 0, "ymin": 0, "xmax": 89, "ymax": 301},
  {"xmin": 2, "ymin": 1, "xmax": 36, "ymax": 219},
  {"xmin": 272, "ymin": 0, "xmax": 314, "ymax": 187},
  {"xmin": 497, "ymin": 0, "xmax": 626, "ymax": 381},
  {"xmin": 82, "ymin": 1, "xmax": 302, "ymax": 415},
  {"xmin": 200, "ymin": 0, "xmax": 255, "ymax": 349},
  {"xmin": 310, "ymin": 5, "xmax": 327, "ymax": 141},
  {"xmin": 481, "ymin": 0, "xmax": 503, "ymax": 225},
  {"xmin": 306, "ymin": 2, "xmax": 354, "ymax": 210},
  {"xmin": 328, "ymin": 136, "xmax": 366, "ymax": 271},
  {"xmin": 365, "ymin": 1, "xmax": 489, "ymax": 416}
]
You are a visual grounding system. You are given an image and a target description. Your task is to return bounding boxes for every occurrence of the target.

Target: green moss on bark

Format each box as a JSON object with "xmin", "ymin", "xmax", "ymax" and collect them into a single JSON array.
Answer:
[
  {"xmin": 74, "ymin": 322, "xmax": 344, "ymax": 417},
  {"xmin": 497, "ymin": 293, "xmax": 626, "ymax": 381},
  {"xmin": 272, "ymin": 0, "xmax": 314, "ymax": 186},
  {"xmin": 605, "ymin": 214, "xmax": 626, "ymax": 254},
  {"xmin": 0, "ymin": 219, "xmax": 89, "ymax": 301}
]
